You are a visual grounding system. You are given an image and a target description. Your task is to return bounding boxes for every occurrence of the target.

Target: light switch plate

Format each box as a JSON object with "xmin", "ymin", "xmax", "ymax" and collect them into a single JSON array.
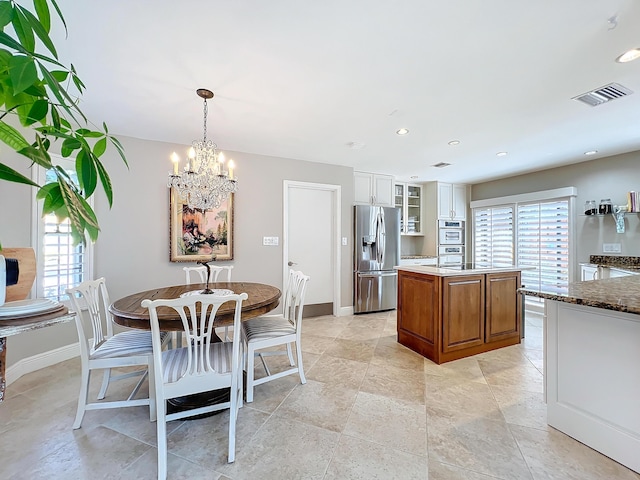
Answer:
[
  {"xmin": 602, "ymin": 243, "xmax": 621, "ymax": 253},
  {"xmin": 342, "ymin": 237, "xmax": 348, "ymax": 246},
  {"xmin": 263, "ymin": 236, "xmax": 279, "ymax": 246}
]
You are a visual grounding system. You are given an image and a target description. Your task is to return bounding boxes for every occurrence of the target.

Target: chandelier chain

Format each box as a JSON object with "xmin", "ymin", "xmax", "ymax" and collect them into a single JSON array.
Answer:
[{"xmin": 202, "ymin": 97, "xmax": 208, "ymax": 142}]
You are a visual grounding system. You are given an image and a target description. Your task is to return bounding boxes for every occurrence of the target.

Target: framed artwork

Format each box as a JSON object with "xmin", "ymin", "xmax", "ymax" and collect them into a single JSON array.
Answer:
[{"xmin": 170, "ymin": 189, "xmax": 234, "ymax": 262}]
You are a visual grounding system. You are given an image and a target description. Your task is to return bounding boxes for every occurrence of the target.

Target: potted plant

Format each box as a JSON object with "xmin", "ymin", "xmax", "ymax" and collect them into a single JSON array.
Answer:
[{"xmin": 0, "ymin": 0, "xmax": 127, "ymax": 245}]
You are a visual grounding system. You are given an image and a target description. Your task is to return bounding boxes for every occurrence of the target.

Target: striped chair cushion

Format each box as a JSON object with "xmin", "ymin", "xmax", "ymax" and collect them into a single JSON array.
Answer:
[
  {"xmin": 91, "ymin": 330, "xmax": 168, "ymax": 359},
  {"xmin": 243, "ymin": 316, "xmax": 296, "ymax": 342},
  {"xmin": 160, "ymin": 342, "xmax": 233, "ymax": 383}
]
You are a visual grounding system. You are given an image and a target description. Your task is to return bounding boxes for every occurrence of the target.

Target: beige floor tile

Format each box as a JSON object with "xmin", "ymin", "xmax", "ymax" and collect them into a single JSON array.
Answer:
[
  {"xmin": 510, "ymin": 424, "xmax": 640, "ymax": 480},
  {"xmin": 113, "ymin": 448, "xmax": 224, "ymax": 479},
  {"xmin": 324, "ymin": 433, "xmax": 428, "ymax": 480},
  {"xmin": 306, "ymin": 354, "xmax": 369, "ymax": 389},
  {"xmin": 320, "ymin": 337, "xmax": 377, "ymax": 363},
  {"xmin": 360, "ymin": 362, "xmax": 426, "ymax": 405},
  {"xmin": 428, "ymin": 460, "xmax": 503, "ymax": 479},
  {"xmin": 337, "ymin": 324, "xmax": 385, "ymax": 342},
  {"xmin": 219, "ymin": 416, "xmax": 339, "ymax": 479},
  {"xmin": 489, "ymin": 384, "xmax": 549, "ymax": 431},
  {"xmin": 301, "ymin": 332, "xmax": 340, "ymax": 355},
  {"xmin": 427, "ymin": 415, "xmax": 533, "ymax": 479},
  {"xmin": 301, "ymin": 317, "xmax": 349, "ymax": 337},
  {"xmin": 165, "ymin": 406, "xmax": 270, "ymax": 470},
  {"xmin": 423, "ymin": 356, "xmax": 487, "ymax": 384},
  {"xmin": 478, "ymin": 358, "xmax": 544, "ymax": 393},
  {"xmin": 243, "ymin": 373, "xmax": 300, "ymax": 413},
  {"xmin": 474, "ymin": 344, "xmax": 530, "ymax": 364},
  {"xmin": 8, "ymin": 425, "xmax": 152, "ymax": 480},
  {"xmin": 274, "ymin": 379, "xmax": 358, "ymax": 432},
  {"xmin": 343, "ymin": 391, "xmax": 426, "ymax": 456},
  {"xmin": 371, "ymin": 342, "xmax": 426, "ymax": 372},
  {"xmin": 425, "ymin": 375, "xmax": 504, "ymax": 423},
  {"xmin": 522, "ymin": 347, "xmax": 544, "ymax": 372}
]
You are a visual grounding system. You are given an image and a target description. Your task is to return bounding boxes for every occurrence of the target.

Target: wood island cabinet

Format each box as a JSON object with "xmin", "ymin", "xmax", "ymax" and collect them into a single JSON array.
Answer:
[{"xmin": 397, "ymin": 269, "xmax": 521, "ymax": 364}]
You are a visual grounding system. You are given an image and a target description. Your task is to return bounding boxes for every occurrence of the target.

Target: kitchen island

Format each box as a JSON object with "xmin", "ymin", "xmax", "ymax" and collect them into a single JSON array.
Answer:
[
  {"xmin": 521, "ymin": 276, "xmax": 640, "ymax": 474},
  {"xmin": 396, "ymin": 264, "xmax": 522, "ymax": 364}
]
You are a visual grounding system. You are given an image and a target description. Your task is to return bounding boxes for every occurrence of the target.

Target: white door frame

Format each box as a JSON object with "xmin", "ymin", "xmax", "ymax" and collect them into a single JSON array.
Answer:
[{"xmin": 283, "ymin": 181, "xmax": 341, "ymax": 317}]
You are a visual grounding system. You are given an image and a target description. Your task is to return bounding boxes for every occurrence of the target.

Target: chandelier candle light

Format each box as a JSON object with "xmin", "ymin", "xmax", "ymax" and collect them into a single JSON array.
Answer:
[{"xmin": 167, "ymin": 88, "xmax": 238, "ymax": 210}]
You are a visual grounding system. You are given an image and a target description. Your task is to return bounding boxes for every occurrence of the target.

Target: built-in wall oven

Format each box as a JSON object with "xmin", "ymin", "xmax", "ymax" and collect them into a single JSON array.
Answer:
[
  {"xmin": 438, "ymin": 245, "xmax": 464, "ymax": 267},
  {"xmin": 438, "ymin": 220, "xmax": 464, "ymax": 245},
  {"xmin": 438, "ymin": 220, "xmax": 465, "ymax": 267}
]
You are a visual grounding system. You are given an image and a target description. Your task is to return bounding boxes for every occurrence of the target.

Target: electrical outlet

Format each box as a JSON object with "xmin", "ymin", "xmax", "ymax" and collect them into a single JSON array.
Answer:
[
  {"xmin": 602, "ymin": 243, "xmax": 621, "ymax": 253},
  {"xmin": 342, "ymin": 237, "xmax": 348, "ymax": 246},
  {"xmin": 262, "ymin": 236, "xmax": 279, "ymax": 246}
]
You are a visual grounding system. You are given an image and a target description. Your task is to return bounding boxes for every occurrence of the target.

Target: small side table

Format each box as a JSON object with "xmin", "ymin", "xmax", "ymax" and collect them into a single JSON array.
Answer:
[{"xmin": 0, "ymin": 308, "xmax": 75, "ymax": 402}]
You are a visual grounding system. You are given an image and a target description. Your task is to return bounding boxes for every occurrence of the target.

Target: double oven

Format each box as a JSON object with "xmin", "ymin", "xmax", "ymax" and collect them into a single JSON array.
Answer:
[{"xmin": 438, "ymin": 220, "xmax": 465, "ymax": 267}]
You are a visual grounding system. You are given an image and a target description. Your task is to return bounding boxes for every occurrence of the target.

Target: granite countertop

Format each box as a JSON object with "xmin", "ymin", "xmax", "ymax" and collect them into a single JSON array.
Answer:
[
  {"xmin": 520, "ymin": 276, "xmax": 640, "ymax": 315},
  {"xmin": 588, "ymin": 255, "xmax": 640, "ymax": 273},
  {"xmin": 400, "ymin": 255, "xmax": 438, "ymax": 259},
  {"xmin": 395, "ymin": 264, "xmax": 524, "ymax": 277}
]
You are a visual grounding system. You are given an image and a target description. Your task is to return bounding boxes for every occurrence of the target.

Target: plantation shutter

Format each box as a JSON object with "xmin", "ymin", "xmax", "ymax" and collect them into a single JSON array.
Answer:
[
  {"xmin": 474, "ymin": 206, "xmax": 514, "ymax": 267},
  {"xmin": 517, "ymin": 200, "xmax": 570, "ymax": 295}
]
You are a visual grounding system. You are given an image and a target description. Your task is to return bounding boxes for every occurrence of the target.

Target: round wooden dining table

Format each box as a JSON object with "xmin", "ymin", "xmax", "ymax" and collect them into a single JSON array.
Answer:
[
  {"xmin": 109, "ymin": 281, "xmax": 281, "ymax": 330},
  {"xmin": 108, "ymin": 281, "xmax": 281, "ymax": 416}
]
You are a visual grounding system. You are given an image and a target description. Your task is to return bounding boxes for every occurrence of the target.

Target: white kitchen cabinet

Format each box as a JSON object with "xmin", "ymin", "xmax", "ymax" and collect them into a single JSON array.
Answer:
[
  {"xmin": 580, "ymin": 263, "xmax": 639, "ymax": 280},
  {"xmin": 437, "ymin": 182, "xmax": 468, "ymax": 220},
  {"xmin": 580, "ymin": 264, "xmax": 599, "ymax": 280},
  {"xmin": 354, "ymin": 171, "xmax": 394, "ymax": 206},
  {"xmin": 395, "ymin": 182, "xmax": 422, "ymax": 235}
]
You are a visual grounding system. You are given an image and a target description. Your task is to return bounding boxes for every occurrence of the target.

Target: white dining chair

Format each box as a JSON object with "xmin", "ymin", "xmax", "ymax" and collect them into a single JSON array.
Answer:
[
  {"xmin": 242, "ymin": 269, "xmax": 310, "ymax": 403},
  {"xmin": 67, "ymin": 278, "xmax": 166, "ymax": 429},
  {"xmin": 142, "ymin": 292, "xmax": 248, "ymax": 480},
  {"xmin": 183, "ymin": 264, "xmax": 235, "ymax": 341},
  {"xmin": 183, "ymin": 264, "xmax": 234, "ymax": 285}
]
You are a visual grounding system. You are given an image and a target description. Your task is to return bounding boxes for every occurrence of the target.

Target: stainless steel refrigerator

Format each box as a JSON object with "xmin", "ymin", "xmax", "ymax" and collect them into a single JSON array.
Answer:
[{"xmin": 354, "ymin": 205, "xmax": 401, "ymax": 314}]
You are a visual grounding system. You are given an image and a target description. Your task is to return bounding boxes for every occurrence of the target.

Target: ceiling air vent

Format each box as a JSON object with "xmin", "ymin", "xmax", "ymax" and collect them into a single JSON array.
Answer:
[
  {"xmin": 573, "ymin": 82, "xmax": 633, "ymax": 107},
  {"xmin": 432, "ymin": 162, "xmax": 451, "ymax": 168}
]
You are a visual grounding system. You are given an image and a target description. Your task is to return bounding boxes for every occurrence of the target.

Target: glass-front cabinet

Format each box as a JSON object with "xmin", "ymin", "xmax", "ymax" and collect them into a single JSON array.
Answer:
[{"xmin": 395, "ymin": 183, "xmax": 422, "ymax": 235}]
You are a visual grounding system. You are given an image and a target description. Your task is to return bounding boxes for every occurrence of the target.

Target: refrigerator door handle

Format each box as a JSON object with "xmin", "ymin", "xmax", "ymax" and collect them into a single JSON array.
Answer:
[{"xmin": 376, "ymin": 211, "xmax": 386, "ymax": 265}]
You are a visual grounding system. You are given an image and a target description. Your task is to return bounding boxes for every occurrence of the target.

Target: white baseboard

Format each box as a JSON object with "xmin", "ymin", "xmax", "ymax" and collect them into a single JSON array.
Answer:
[
  {"xmin": 337, "ymin": 306, "xmax": 353, "ymax": 316},
  {"xmin": 5, "ymin": 342, "xmax": 79, "ymax": 387}
]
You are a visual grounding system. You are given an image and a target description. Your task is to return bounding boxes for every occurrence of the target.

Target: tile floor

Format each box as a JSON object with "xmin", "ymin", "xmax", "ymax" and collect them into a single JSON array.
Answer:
[{"xmin": 1, "ymin": 311, "xmax": 639, "ymax": 480}]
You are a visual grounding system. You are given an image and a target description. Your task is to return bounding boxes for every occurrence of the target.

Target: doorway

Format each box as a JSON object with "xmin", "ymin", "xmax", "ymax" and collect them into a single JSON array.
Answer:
[{"xmin": 283, "ymin": 181, "xmax": 341, "ymax": 317}]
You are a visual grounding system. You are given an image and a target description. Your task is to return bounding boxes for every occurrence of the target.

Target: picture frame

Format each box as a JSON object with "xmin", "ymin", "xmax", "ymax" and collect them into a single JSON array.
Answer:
[{"xmin": 169, "ymin": 188, "xmax": 234, "ymax": 262}]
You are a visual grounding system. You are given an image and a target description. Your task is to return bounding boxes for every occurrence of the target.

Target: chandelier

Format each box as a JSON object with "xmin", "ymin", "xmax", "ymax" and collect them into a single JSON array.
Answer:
[{"xmin": 167, "ymin": 88, "xmax": 238, "ymax": 210}]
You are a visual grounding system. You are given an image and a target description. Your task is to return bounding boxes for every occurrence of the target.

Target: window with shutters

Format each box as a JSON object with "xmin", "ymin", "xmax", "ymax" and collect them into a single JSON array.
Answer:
[
  {"xmin": 32, "ymin": 158, "xmax": 93, "ymax": 302},
  {"xmin": 471, "ymin": 188, "xmax": 575, "ymax": 312}
]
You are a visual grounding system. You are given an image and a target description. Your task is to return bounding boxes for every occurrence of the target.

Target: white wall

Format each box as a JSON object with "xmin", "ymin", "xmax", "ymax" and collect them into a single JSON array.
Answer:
[
  {"xmin": 471, "ymin": 151, "xmax": 640, "ymax": 274},
  {"xmin": 1, "ymin": 135, "xmax": 354, "ymax": 367}
]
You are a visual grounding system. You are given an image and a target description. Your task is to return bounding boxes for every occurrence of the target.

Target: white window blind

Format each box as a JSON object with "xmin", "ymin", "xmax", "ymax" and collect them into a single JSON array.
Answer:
[
  {"xmin": 474, "ymin": 206, "xmax": 514, "ymax": 267},
  {"xmin": 41, "ymin": 215, "xmax": 86, "ymax": 301},
  {"xmin": 33, "ymin": 159, "xmax": 93, "ymax": 302},
  {"xmin": 517, "ymin": 200, "xmax": 570, "ymax": 295}
]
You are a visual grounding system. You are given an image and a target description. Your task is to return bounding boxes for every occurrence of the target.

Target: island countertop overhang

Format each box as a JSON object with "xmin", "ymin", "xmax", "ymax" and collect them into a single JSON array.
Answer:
[
  {"xmin": 520, "ymin": 276, "xmax": 640, "ymax": 315},
  {"xmin": 395, "ymin": 264, "xmax": 524, "ymax": 277}
]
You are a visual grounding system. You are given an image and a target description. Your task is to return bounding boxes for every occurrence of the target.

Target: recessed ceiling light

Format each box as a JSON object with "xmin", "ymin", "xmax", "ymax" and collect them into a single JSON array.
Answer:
[
  {"xmin": 616, "ymin": 48, "xmax": 640, "ymax": 63},
  {"xmin": 396, "ymin": 128, "xmax": 409, "ymax": 136},
  {"xmin": 448, "ymin": 140, "xmax": 460, "ymax": 146},
  {"xmin": 432, "ymin": 162, "xmax": 451, "ymax": 168},
  {"xmin": 410, "ymin": 175, "xmax": 419, "ymax": 179},
  {"xmin": 496, "ymin": 151, "xmax": 508, "ymax": 157},
  {"xmin": 584, "ymin": 150, "xmax": 598, "ymax": 156},
  {"xmin": 347, "ymin": 141, "xmax": 365, "ymax": 150}
]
